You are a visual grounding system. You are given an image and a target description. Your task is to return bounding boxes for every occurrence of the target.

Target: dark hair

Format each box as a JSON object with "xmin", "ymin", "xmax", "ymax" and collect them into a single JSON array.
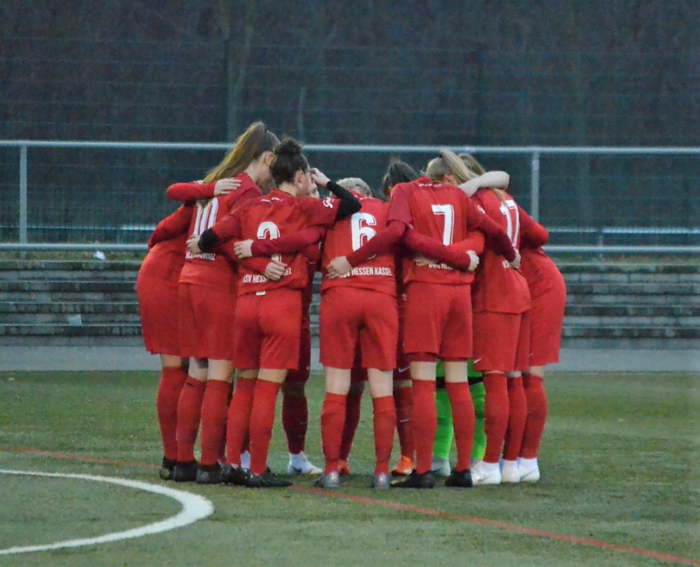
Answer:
[
  {"xmin": 203, "ymin": 121, "xmax": 279, "ymax": 183},
  {"xmin": 381, "ymin": 157, "xmax": 418, "ymax": 197},
  {"xmin": 270, "ymin": 138, "xmax": 309, "ymax": 186}
]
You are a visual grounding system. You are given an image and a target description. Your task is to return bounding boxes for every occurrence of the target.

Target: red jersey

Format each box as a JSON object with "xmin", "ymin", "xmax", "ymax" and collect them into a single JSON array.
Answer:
[
  {"xmin": 521, "ymin": 247, "xmax": 564, "ymax": 300},
  {"xmin": 140, "ymin": 205, "xmax": 193, "ymax": 284},
  {"xmin": 172, "ymin": 173, "xmax": 262, "ymax": 292},
  {"xmin": 471, "ymin": 189, "xmax": 531, "ymax": 314},
  {"xmin": 232, "ymin": 190, "xmax": 339, "ymax": 295},
  {"xmin": 321, "ymin": 193, "xmax": 396, "ymax": 297},
  {"xmin": 388, "ymin": 177, "xmax": 486, "ymax": 286}
]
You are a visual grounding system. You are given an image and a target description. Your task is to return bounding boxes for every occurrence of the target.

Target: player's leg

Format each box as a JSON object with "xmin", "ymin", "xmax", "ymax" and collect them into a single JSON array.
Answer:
[
  {"xmin": 339, "ymin": 364, "xmax": 366, "ymax": 475},
  {"xmin": 391, "ymin": 302, "xmax": 414, "ymax": 476},
  {"xmin": 156, "ymin": 355, "xmax": 188, "ymax": 480},
  {"xmin": 174, "ymin": 357, "xmax": 207, "ymax": 482},
  {"xmin": 318, "ymin": 367, "xmax": 351, "ymax": 488},
  {"xmin": 433, "ymin": 360, "xmax": 454, "ymax": 477},
  {"xmin": 519, "ymin": 365, "xmax": 547, "ymax": 482},
  {"xmin": 469, "ymin": 361, "xmax": 487, "ymax": 464},
  {"xmin": 367, "ymin": 368, "xmax": 395, "ymax": 489}
]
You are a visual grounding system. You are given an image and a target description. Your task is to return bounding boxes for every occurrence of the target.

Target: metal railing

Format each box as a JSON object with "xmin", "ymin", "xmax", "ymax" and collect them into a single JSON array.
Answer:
[{"xmin": 1, "ymin": 140, "xmax": 699, "ymax": 254}]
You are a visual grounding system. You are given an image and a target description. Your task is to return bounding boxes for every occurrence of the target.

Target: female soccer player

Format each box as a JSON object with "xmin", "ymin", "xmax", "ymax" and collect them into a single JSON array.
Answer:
[
  {"xmin": 137, "ymin": 203, "xmax": 197, "ymax": 480},
  {"xmin": 432, "ymin": 150, "xmax": 536, "ymax": 485},
  {"xmin": 194, "ymin": 138, "xmax": 361, "ymax": 488},
  {"xmin": 165, "ymin": 121, "xmax": 279, "ymax": 483},
  {"xmin": 518, "ymin": 219, "xmax": 566, "ymax": 482}
]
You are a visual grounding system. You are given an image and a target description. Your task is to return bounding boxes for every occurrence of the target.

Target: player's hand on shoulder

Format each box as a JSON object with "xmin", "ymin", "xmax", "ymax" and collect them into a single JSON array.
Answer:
[
  {"xmin": 413, "ymin": 255, "xmax": 435, "ymax": 267},
  {"xmin": 467, "ymin": 250, "xmax": 480, "ymax": 272},
  {"xmin": 309, "ymin": 168, "xmax": 330, "ymax": 188},
  {"xmin": 234, "ymin": 239, "xmax": 254, "ymax": 259},
  {"xmin": 214, "ymin": 177, "xmax": 241, "ymax": 196},
  {"xmin": 326, "ymin": 256, "xmax": 352, "ymax": 279},
  {"xmin": 264, "ymin": 260, "xmax": 288, "ymax": 281},
  {"xmin": 186, "ymin": 235, "xmax": 202, "ymax": 254},
  {"xmin": 509, "ymin": 249, "xmax": 521, "ymax": 270}
]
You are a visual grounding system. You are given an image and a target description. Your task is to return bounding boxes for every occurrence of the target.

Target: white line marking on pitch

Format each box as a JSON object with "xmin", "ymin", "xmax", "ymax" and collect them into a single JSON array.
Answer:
[{"xmin": 0, "ymin": 469, "xmax": 214, "ymax": 555}]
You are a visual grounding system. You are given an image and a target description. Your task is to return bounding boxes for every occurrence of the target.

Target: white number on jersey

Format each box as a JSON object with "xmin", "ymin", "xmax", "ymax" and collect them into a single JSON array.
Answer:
[
  {"xmin": 499, "ymin": 199, "xmax": 520, "ymax": 247},
  {"xmin": 192, "ymin": 199, "xmax": 219, "ymax": 237},
  {"xmin": 351, "ymin": 212, "xmax": 378, "ymax": 251},
  {"xmin": 257, "ymin": 221, "xmax": 282, "ymax": 262},
  {"xmin": 431, "ymin": 204, "xmax": 455, "ymax": 246}
]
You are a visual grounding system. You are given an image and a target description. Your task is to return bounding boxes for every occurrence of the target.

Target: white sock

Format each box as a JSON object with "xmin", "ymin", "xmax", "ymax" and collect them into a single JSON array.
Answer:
[
  {"xmin": 240, "ymin": 450, "xmax": 251, "ymax": 470},
  {"xmin": 289, "ymin": 452, "xmax": 305, "ymax": 465},
  {"xmin": 519, "ymin": 457, "xmax": 538, "ymax": 471},
  {"xmin": 481, "ymin": 461, "xmax": 500, "ymax": 474}
]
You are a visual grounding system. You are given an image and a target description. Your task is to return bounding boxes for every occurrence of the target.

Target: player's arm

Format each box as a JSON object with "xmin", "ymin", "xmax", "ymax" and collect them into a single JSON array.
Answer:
[
  {"xmin": 403, "ymin": 229, "xmax": 481, "ymax": 271},
  {"xmin": 165, "ymin": 178, "xmax": 240, "ymax": 202},
  {"xmin": 346, "ymin": 221, "xmax": 406, "ymax": 267},
  {"xmin": 196, "ymin": 190, "xmax": 259, "ymax": 252},
  {"xmin": 519, "ymin": 207, "xmax": 549, "ymax": 248},
  {"xmin": 465, "ymin": 197, "xmax": 517, "ymax": 262},
  {"xmin": 245, "ymin": 227, "xmax": 326, "ymax": 257},
  {"xmin": 309, "ymin": 170, "xmax": 362, "ymax": 222},
  {"xmin": 459, "ymin": 172, "xmax": 510, "ymax": 196},
  {"xmin": 148, "ymin": 204, "xmax": 193, "ymax": 248}
]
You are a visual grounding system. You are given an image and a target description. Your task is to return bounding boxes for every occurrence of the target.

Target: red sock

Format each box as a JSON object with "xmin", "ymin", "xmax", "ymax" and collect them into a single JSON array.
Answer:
[
  {"xmin": 249, "ymin": 380, "xmax": 281, "ymax": 475},
  {"xmin": 412, "ymin": 380, "xmax": 437, "ymax": 475},
  {"xmin": 157, "ymin": 367, "xmax": 187, "ymax": 461},
  {"xmin": 394, "ymin": 386, "xmax": 414, "ymax": 460},
  {"xmin": 520, "ymin": 374, "xmax": 548, "ymax": 459},
  {"xmin": 339, "ymin": 390, "xmax": 363, "ymax": 461},
  {"xmin": 483, "ymin": 373, "xmax": 509, "ymax": 464},
  {"xmin": 199, "ymin": 380, "xmax": 232, "ymax": 466},
  {"xmin": 226, "ymin": 378, "xmax": 256, "ymax": 466},
  {"xmin": 321, "ymin": 393, "xmax": 347, "ymax": 474},
  {"xmin": 503, "ymin": 377, "xmax": 527, "ymax": 461},
  {"xmin": 283, "ymin": 394, "xmax": 308, "ymax": 455},
  {"xmin": 372, "ymin": 396, "xmax": 396, "ymax": 475},
  {"xmin": 445, "ymin": 382, "xmax": 475, "ymax": 471},
  {"xmin": 176, "ymin": 377, "xmax": 206, "ymax": 463}
]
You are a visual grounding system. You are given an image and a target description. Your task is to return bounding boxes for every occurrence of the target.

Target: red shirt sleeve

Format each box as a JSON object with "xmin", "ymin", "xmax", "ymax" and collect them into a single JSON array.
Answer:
[
  {"xmin": 448, "ymin": 231, "xmax": 486, "ymax": 256},
  {"xmin": 346, "ymin": 221, "xmax": 406, "ymax": 267},
  {"xmin": 465, "ymin": 196, "xmax": 516, "ymax": 262},
  {"xmin": 298, "ymin": 197, "xmax": 340, "ymax": 228},
  {"xmin": 387, "ymin": 185, "xmax": 413, "ymax": 226},
  {"xmin": 166, "ymin": 181, "xmax": 217, "ymax": 202},
  {"xmin": 148, "ymin": 205, "xmax": 193, "ymax": 248},
  {"xmin": 520, "ymin": 209, "xmax": 549, "ymax": 248},
  {"xmin": 240, "ymin": 257, "xmax": 274, "ymax": 275},
  {"xmin": 210, "ymin": 191, "xmax": 260, "ymax": 243},
  {"xmin": 402, "ymin": 229, "xmax": 474, "ymax": 270},
  {"xmin": 251, "ymin": 227, "xmax": 325, "ymax": 256}
]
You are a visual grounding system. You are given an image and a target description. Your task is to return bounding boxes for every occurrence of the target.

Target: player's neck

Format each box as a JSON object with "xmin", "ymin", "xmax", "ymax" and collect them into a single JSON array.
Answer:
[{"xmin": 278, "ymin": 182, "xmax": 298, "ymax": 197}]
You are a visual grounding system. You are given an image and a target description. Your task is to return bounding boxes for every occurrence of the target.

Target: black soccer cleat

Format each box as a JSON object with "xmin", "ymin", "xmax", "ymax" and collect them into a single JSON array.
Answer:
[
  {"xmin": 245, "ymin": 471, "xmax": 292, "ymax": 488},
  {"xmin": 159, "ymin": 457, "xmax": 177, "ymax": 481},
  {"xmin": 196, "ymin": 463, "xmax": 223, "ymax": 485},
  {"xmin": 391, "ymin": 470, "xmax": 436, "ymax": 489},
  {"xmin": 173, "ymin": 460, "xmax": 198, "ymax": 483},
  {"xmin": 445, "ymin": 469, "xmax": 473, "ymax": 488},
  {"xmin": 220, "ymin": 464, "xmax": 250, "ymax": 486}
]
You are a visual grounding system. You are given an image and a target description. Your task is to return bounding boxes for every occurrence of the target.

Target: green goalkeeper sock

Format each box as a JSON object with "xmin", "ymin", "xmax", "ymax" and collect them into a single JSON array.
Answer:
[
  {"xmin": 470, "ymin": 380, "xmax": 486, "ymax": 461},
  {"xmin": 434, "ymin": 387, "xmax": 454, "ymax": 460}
]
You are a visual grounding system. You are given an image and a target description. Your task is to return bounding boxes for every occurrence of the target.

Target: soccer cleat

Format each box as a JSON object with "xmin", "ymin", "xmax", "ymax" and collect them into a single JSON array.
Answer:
[
  {"xmin": 338, "ymin": 459, "xmax": 351, "ymax": 476},
  {"xmin": 314, "ymin": 471, "xmax": 340, "ymax": 489},
  {"xmin": 246, "ymin": 471, "xmax": 292, "ymax": 488},
  {"xmin": 391, "ymin": 455, "xmax": 415, "ymax": 476},
  {"xmin": 431, "ymin": 457, "xmax": 451, "ymax": 477},
  {"xmin": 240, "ymin": 450, "xmax": 251, "ymax": 471},
  {"xmin": 287, "ymin": 452, "xmax": 323, "ymax": 476},
  {"xmin": 500, "ymin": 460, "xmax": 521, "ymax": 484},
  {"xmin": 391, "ymin": 470, "xmax": 436, "ymax": 489},
  {"xmin": 173, "ymin": 460, "xmax": 198, "ymax": 483},
  {"xmin": 159, "ymin": 457, "xmax": 177, "ymax": 481},
  {"xmin": 445, "ymin": 469, "xmax": 473, "ymax": 488},
  {"xmin": 220, "ymin": 464, "xmax": 249, "ymax": 486},
  {"xmin": 471, "ymin": 461, "xmax": 502, "ymax": 486},
  {"xmin": 196, "ymin": 463, "xmax": 223, "ymax": 485},
  {"xmin": 372, "ymin": 473, "xmax": 390, "ymax": 489},
  {"xmin": 518, "ymin": 458, "xmax": 540, "ymax": 483}
]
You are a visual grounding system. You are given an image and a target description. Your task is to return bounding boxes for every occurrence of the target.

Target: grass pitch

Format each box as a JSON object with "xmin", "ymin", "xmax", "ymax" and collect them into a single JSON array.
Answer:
[{"xmin": 0, "ymin": 370, "xmax": 698, "ymax": 567}]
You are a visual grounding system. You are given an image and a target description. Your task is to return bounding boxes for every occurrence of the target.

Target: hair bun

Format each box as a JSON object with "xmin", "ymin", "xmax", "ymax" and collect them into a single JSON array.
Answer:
[{"xmin": 274, "ymin": 138, "xmax": 303, "ymax": 157}]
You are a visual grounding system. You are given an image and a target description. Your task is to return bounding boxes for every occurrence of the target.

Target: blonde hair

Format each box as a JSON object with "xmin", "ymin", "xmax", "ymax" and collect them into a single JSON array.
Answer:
[
  {"xmin": 458, "ymin": 153, "xmax": 486, "ymax": 176},
  {"xmin": 337, "ymin": 177, "xmax": 371, "ymax": 196},
  {"xmin": 203, "ymin": 122, "xmax": 279, "ymax": 183},
  {"xmin": 439, "ymin": 151, "xmax": 506, "ymax": 203},
  {"xmin": 425, "ymin": 149, "xmax": 478, "ymax": 185}
]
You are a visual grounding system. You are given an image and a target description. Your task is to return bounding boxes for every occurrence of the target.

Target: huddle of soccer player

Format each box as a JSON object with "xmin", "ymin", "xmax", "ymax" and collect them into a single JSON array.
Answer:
[{"xmin": 136, "ymin": 120, "xmax": 566, "ymax": 489}]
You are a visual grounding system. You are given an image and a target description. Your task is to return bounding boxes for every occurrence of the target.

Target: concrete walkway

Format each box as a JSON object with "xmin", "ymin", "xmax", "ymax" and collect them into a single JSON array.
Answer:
[{"xmin": 0, "ymin": 347, "xmax": 698, "ymax": 373}]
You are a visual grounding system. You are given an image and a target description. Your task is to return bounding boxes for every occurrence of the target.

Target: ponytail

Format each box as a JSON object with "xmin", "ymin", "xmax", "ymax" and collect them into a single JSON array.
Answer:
[{"xmin": 425, "ymin": 149, "xmax": 478, "ymax": 185}]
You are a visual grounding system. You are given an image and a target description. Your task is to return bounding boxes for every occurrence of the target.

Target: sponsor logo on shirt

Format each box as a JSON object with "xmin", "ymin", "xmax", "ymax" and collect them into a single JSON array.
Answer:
[
  {"xmin": 242, "ymin": 268, "xmax": 293, "ymax": 284},
  {"xmin": 338, "ymin": 266, "xmax": 393, "ymax": 278},
  {"xmin": 426, "ymin": 262, "xmax": 455, "ymax": 271},
  {"xmin": 186, "ymin": 251, "xmax": 216, "ymax": 261}
]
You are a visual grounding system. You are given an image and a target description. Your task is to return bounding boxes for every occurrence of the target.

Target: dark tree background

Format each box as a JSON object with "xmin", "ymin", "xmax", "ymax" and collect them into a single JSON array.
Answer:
[{"xmin": 1, "ymin": 0, "xmax": 698, "ymax": 243}]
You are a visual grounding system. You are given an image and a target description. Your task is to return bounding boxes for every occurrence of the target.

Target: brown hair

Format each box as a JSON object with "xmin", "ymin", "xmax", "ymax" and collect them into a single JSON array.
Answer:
[
  {"xmin": 270, "ymin": 138, "xmax": 309, "ymax": 186},
  {"xmin": 203, "ymin": 122, "xmax": 279, "ymax": 183},
  {"xmin": 380, "ymin": 158, "xmax": 418, "ymax": 197}
]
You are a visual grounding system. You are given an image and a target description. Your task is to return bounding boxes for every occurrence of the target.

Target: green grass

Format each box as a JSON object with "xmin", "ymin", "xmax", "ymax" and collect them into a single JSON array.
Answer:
[{"xmin": 0, "ymin": 371, "xmax": 698, "ymax": 567}]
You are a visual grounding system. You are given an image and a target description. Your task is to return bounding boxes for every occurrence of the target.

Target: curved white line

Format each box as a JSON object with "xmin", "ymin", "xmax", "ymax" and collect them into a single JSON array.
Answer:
[{"xmin": 0, "ymin": 469, "xmax": 214, "ymax": 555}]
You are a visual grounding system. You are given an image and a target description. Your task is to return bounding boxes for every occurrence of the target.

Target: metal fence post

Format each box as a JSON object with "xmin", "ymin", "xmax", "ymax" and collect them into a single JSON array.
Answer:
[
  {"xmin": 530, "ymin": 150, "xmax": 540, "ymax": 221},
  {"xmin": 19, "ymin": 145, "xmax": 28, "ymax": 244}
]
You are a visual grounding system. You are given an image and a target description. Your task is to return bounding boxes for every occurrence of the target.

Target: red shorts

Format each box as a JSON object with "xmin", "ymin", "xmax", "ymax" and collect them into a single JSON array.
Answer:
[
  {"xmin": 393, "ymin": 294, "xmax": 409, "ymax": 381},
  {"xmin": 529, "ymin": 284, "xmax": 566, "ymax": 367},
  {"xmin": 137, "ymin": 273, "xmax": 181, "ymax": 357},
  {"xmin": 178, "ymin": 282, "xmax": 236, "ymax": 360},
  {"xmin": 473, "ymin": 311, "xmax": 531, "ymax": 373},
  {"xmin": 285, "ymin": 314, "xmax": 311, "ymax": 384},
  {"xmin": 403, "ymin": 282, "xmax": 472, "ymax": 361},
  {"xmin": 320, "ymin": 287, "xmax": 398, "ymax": 371},
  {"xmin": 233, "ymin": 288, "xmax": 302, "ymax": 370}
]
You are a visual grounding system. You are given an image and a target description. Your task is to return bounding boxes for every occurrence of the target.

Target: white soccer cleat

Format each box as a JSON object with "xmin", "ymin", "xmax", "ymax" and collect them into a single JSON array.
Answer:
[
  {"xmin": 431, "ymin": 457, "xmax": 451, "ymax": 477},
  {"xmin": 472, "ymin": 460, "xmax": 502, "ymax": 485},
  {"xmin": 287, "ymin": 452, "xmax": 323, "ymax": 476},
  {"xmin": 518, "ymin": 457, "xmax": 540, "ymax": 483},
  {"xmin": 500, "ymin": 459, "xmax": 521, "ymax": 484}
]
